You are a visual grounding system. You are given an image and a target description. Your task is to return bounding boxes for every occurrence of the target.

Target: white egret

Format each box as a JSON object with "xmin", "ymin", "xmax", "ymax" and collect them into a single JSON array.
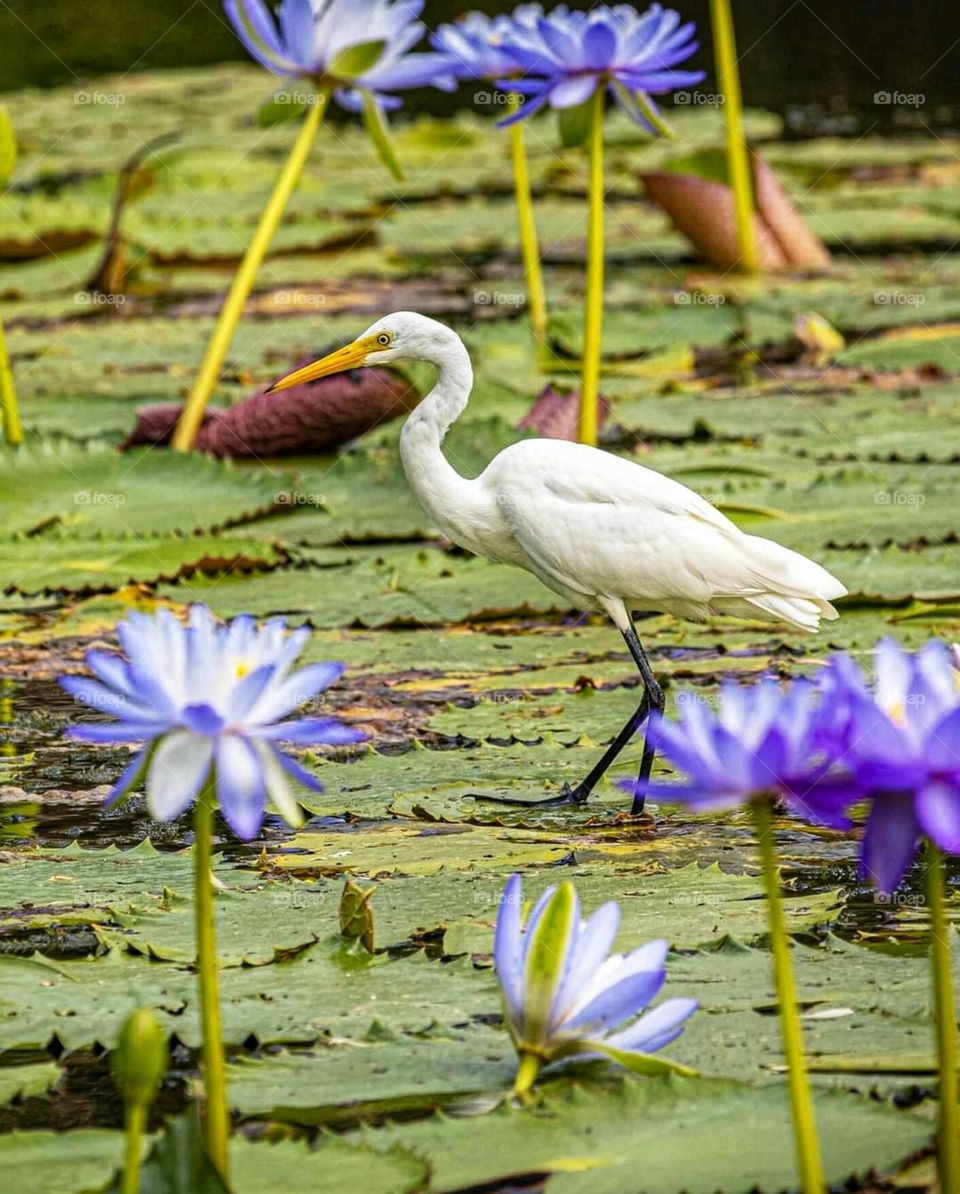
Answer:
[{"xmin": 267, "ymin": 312, "xmax": 846, "ymax": 811}]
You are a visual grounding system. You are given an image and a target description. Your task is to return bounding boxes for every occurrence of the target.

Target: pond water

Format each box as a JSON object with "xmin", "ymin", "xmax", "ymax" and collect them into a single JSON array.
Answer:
[{"xmin": 1, "ymin": 0, "xmax": 958, "ymax": 135}]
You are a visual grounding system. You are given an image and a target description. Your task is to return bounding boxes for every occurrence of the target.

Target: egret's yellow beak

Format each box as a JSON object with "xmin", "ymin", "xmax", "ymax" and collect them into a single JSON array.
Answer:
[{"xmin": 265, "ymin": 335, "xmax": 380, "ymax": 394}]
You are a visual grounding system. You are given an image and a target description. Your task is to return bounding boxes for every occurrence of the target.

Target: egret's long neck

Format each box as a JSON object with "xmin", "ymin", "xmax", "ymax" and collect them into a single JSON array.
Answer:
[{"xmin": 399, "ymin": 337, "xmax": 477, "ymax": 527}]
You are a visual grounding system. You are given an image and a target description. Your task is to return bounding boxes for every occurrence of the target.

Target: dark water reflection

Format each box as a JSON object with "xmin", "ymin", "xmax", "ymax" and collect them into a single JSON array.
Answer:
[{"xmin": 0, "ymin": 1, "xmax": 957, "ymax": 135}]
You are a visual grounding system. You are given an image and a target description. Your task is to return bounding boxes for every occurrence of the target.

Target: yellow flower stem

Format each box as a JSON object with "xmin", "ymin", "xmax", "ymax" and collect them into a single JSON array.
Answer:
[
  {"xmin": 0, "ymin": 320, "xmax": 22, "ymax": 446},
  {"xmin": 578, "ymin": 85, "xmax": 605, "ymax": 447},
  {"xmin": 121, "ymin": 1102, "xmax": 146, "ymax": 1194},
  {"xmin": 194, "ymin": 783, "xmax": 229, "ymax": 1179},
  {"xmin": 172, "ymin": 92, "xmax": 328, "ymax": 451},
  {"xmin": 752, "ymin": 799, "xmax": 825, "ymax": 1194},
  {"xmin": 710, "ymin": 0, "xmax": 759, "ymax": 273},
  {"xmin": 507, "ymin": 99, "xmax": 547, "ymax": 345},
  {"xmin": 926, "ymin": 839, "xmax": 960, "ymax": 1192},
  {"xmin": 513, "ymin": 1050, "xmax": 541, "ymax": 1098}
]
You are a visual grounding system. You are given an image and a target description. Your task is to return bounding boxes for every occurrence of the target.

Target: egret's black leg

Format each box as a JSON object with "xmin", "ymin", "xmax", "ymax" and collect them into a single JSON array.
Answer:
[
  {"xmin": 622, "ymin": 624, "xmax": 665, "ymax": 814},
  {"xmin": 558, "ymin": 691, "xmax": 650, "ymax": 804},
  {"xmin": 559, "ymin": 621, "xmax": 664, "ymax": 807},
  {"xmin": 472, "ymin": 621, "xmax": 663, "ymax": 809}
]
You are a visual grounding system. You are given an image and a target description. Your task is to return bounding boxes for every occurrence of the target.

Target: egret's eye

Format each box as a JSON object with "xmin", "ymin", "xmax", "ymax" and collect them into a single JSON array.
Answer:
[{"xmin": 376, "ymin": 333, "xmax": 392, "ymax": 347}]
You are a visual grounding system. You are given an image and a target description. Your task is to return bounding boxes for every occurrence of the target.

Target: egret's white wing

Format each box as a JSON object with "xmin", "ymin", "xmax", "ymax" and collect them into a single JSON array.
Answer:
[{"xmin": 481, "ymin": 440, "xmax": 845, "ymax": 623}]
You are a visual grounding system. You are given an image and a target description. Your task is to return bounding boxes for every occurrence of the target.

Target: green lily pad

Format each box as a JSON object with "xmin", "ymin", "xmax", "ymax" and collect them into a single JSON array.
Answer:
[{"xmin": 354, "ymin": 1075, "xmax": 930, "ymax": 1193}]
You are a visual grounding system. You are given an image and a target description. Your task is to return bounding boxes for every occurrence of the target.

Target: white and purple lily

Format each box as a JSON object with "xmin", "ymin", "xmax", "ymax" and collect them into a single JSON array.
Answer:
[
  {"xmin": 494, "ymin": 874, "xmax": 697, "ymax": 1094},
  {"xmin": 225, "ymin": 0, "xmax": 457, "ymax": 110},
  {"xmin": 61, "ymin": 605, "xmax": 364, "ymax": 840}
]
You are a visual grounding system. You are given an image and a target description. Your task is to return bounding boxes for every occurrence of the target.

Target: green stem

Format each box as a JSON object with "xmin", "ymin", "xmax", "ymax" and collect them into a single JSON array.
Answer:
[
  {"xmin": 121, "ymin": 1102, "xmax": 146, "ymax": 1194},
  {"xmin": 172, "ymin": 93, "xmax": 327, "ymax": 451},
  {"xmin": 0, "ymin": 320, "xmax": 22, "ymax": 447},
  {"xmin": 752, "ymin": 800, "xmax": 825, "ymax": 1194},
  {"xmin": 710, "ymin": 0, "xmax": 759, "ymax": 273},
  {"xmin": 513, "ymin": 1050, "xmax": 541, "ymax": 1097},
  {"xmin": 578, "ymin": 85, "xmax": 605, "ymax": 448},
  {"xmin": 507, "ymin": 103, "xmax": 547, "ymax": 345},
  {"xmin": 194, "ymin": 784, "xmax": 229, "ymax": 1179},
  {"xmin": 926, "ymin": 839, "xmax": 960, "ymax": 1191}
]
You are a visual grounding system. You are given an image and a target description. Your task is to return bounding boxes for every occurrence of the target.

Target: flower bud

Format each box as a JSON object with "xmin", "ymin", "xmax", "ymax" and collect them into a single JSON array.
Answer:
[
  {"xmin": 339, "ymin": 879, "xmax": 376, "ymax": 953},
  {"xmin": 111, "ymin": 1007, "xmax": 168, "ymax": 1109}
]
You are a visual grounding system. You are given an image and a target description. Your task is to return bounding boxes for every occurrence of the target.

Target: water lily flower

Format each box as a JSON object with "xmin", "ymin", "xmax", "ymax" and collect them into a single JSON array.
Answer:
[
  {"xmin": 430, "ymin": 6, "xmax": 553, "ymax": 344},
  {"xmin": 173, "ymin": 2, "xmax": 455, "ymax": 452},
  {"xmin": 225, "ymin": 0, "xmax": 457, "ymax": 110},
  {"xmin": 430, "ymin": 6, "xmax": 543, "ymax": 81},
  {"xmin": 61, "ymin": 604, "xmax": 364, "ymax": 840},
  {"xmin": 816, "ymin": 638, "xmax": 960, "ymax": 894},
  {"xmin": 494, "ymin": 874, "xmax": 697, "ymax": 1093},
  {"xmin": 623, "ymin": 678, "xmax": 854, "ymax": 829},
  {"xmin": 819, "ymin": 638, "xmax": 960, "ymax": 1190},
  {"xmin": 61, "ymin": 605, "xmax": 364, "ymax": 1181},
  {"xmin": 620, "ymin": 676, "xmax": 829, "ymax": 1189},
  {"xmin": 495, "ymin": 3, "xmax": 704, "ymax": 129},
  {"xmin": 485, "ymin": 3, "xmax": 703, "ymax": 446}
]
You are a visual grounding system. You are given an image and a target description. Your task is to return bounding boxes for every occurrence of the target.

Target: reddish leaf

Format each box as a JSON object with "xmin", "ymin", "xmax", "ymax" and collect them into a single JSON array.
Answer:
[
  {"xmin": 642, "ymin": 150, "xmax": 830, "ymax": 272},
  {"xmin": 517, "ymin": 385, "xmax": 609, "ymax": 442},
  {"xmin": 124, "ymin": 364, "xmax": 420, "ymax": 457}
]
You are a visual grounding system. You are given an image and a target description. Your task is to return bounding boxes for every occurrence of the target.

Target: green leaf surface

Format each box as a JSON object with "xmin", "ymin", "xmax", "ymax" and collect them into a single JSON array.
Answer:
[{"xmin": 355, "ymin": 1076, "xmax": 930, "ymax": 1193}]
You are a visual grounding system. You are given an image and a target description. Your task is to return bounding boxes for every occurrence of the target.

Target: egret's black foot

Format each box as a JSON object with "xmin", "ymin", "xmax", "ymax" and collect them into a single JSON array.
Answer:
[
  {"xmin": 470, "ymin": 781, "xmax": 590, "ymax": 808},
  {"xmin": 555, "ymin": 781, "xmax": 590, "ymax": 806}
]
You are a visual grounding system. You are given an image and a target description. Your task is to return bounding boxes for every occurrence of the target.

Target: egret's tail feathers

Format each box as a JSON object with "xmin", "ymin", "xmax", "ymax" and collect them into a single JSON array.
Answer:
[
  {"xmin": 741, "ymin": 592, "xmax": 840, "ymax": 632},
  {"xmin": 720, "ymin": 533, "xmax": 847, "ymax": 632}
]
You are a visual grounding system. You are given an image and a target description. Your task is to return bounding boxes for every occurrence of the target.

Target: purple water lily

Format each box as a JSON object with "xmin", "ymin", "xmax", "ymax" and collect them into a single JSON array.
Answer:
[
  {"xmin": 495, "ymin": 3, "xmax": 704, "ymax": 128},
  {"xmin": 622, "ymin": 678, "xmax": 855, "ymax": 828},
  {"xmin": 225, "ymin": 0, "xmax": 456, "ymax": 110},
  {"xmin": 818, "ymin": 639, "xmax": 960, "ymax": 893},
  {"xmin": 60, "ymin": 605, "xmax": 364, "ymax": 840},
  {"xmin": 431, "ymin": 6, "xmax": 544, "ymax": 81},
  {"xmin": 494, "ymin": 874, "xmax": 697, "ymax": 1092}
]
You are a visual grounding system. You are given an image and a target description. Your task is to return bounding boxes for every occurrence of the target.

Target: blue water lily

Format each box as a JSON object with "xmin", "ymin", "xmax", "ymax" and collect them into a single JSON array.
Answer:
[
  {"xmin": 431, "ymin": 6, "xmax": 544, "ymax": 81},
  {"xmin": 225, "ymin": 0, "xmax": 456, "ymax": 109},
  {"xmin": 61, "ymin": 605, "xmax": 364, "ymax": 839},
  {"xmin": 495, "ymin": 3, "xmax": 705, "ymax": 127},
  {"xmin": 623, "ymin": 678, "xmax": 856, "ymax": 828},
  {"xmin": 816, "ymin": 638, "xmax": 960, "ymax": 893},
  {"xmin": 494, "ymin": 874, "xmax": 697, "ymax": 1093}
]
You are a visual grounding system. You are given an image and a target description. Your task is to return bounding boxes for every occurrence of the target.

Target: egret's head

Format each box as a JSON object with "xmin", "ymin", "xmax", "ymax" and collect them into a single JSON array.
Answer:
[{"xmin": 265, "ymin": 311, "xmax": 463, "ymax": 393}]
